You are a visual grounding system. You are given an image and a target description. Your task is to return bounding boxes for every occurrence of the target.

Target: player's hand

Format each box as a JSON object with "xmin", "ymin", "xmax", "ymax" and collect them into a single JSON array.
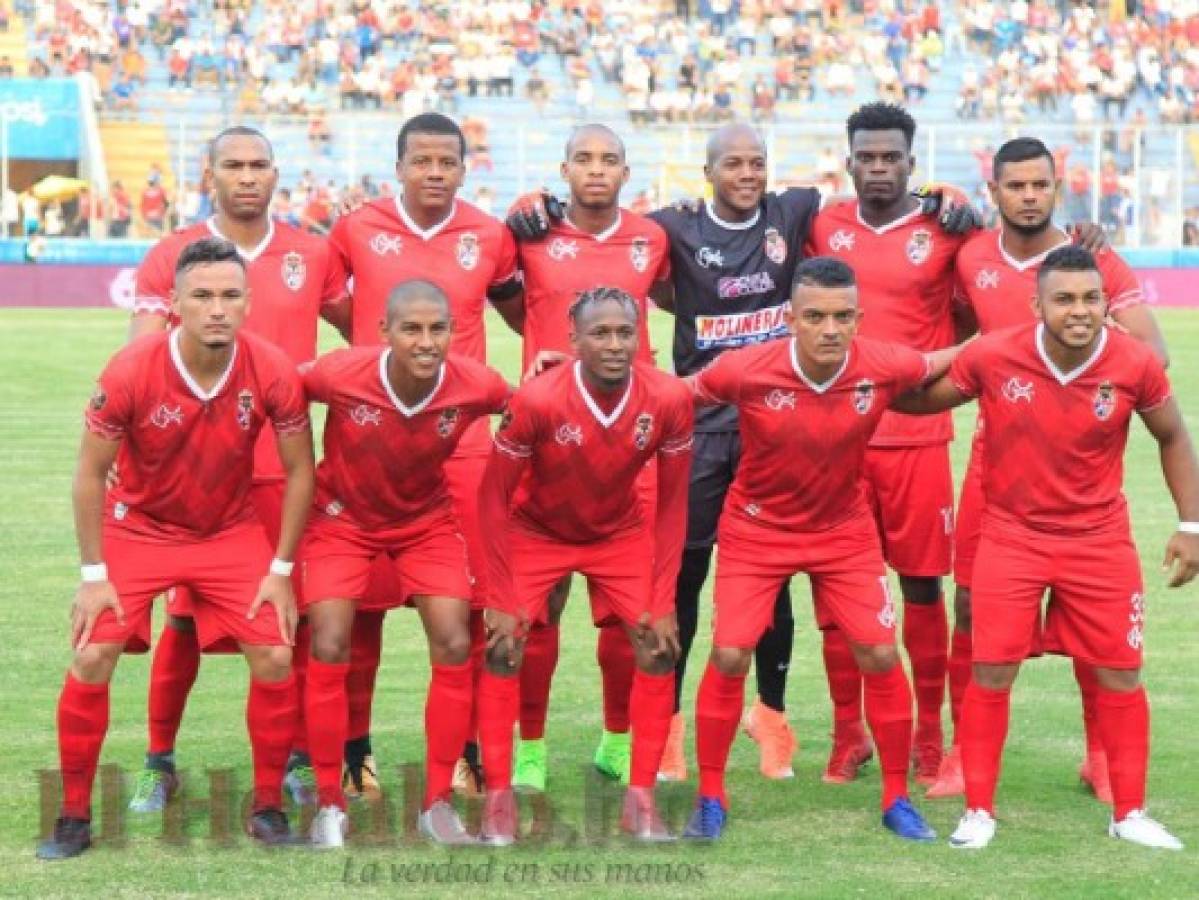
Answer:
[
  {"xmin": 522, "ymin": 350, "xmax": 570, "ymax": 381},
  {"xmin": 484, "ymin": 608, "xmax": 528, "ymax": 668},
  {"xmin": 505, "ymin": 190, "xmax": 564, "ymax": 242},
  {"xmin": 669, "ymin": 197, "xmax": 702, "ymax": 214},
  {"xmin": 249, "ymin": 573, "xmax": 297, "ymax": 645},
  {"xmin": 636, "ymin": 611, "xmax": 682, "ymax": 660},
  {"xmin": 71, "ymin": 581, "xmax": 124, "ymax": 651},
  {"xmin": 336, "ymin": 194, "xmax": 368, "ymax": 219},
  {"xmin": 915, "ymin": 183, "xmax": 982, "ymax": 235},
  {"xmin": 105, "ymin": 462, "xmax": 120, "ymax": 491},
  {"xmin": 1070, "ymin": 222, "xmax": 1110, "ymax": 254},
  {"xmin": 1162, "ymin": 531, "xmax": 1199, "ymax": 587}
]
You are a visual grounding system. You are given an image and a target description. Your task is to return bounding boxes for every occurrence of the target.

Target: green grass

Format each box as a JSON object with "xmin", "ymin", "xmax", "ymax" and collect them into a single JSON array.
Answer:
[{"xmin": 1, "ymin": 308, "xmax": 1197, "ymax": 898}]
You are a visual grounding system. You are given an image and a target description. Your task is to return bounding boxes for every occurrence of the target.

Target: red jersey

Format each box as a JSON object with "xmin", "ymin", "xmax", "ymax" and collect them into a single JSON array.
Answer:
[
  {"xmin": 691, "ymin": 337, "xmax": 930, "ymax": 532},
  {"xmin": 954, "ymin": 230, "xmax": 1144, "ymax": 335},
  {"xmin": 949, "ymin": 323, "xmax": 1171, "ymax": 536},
  {"xmin": 303, "ymin": 348, "xmax": 510, "ymax": 529},
  {"xmin": 133, "ymin": 218, "xmax": 346, "ymax": 480},
  {"xmin": 517, "ymin": 210, "xmax": 671, "ymax": 370},
  {"xmin": 806, "ymin": 201, "xmax": 965, "ymax": 447},
  {"xmin": 140, "ymin": 186, "xmax": 168, "ymax": 220},
  {"xmin": 85, "ymin": 329, "xmax": 309, "ymax": 542}
]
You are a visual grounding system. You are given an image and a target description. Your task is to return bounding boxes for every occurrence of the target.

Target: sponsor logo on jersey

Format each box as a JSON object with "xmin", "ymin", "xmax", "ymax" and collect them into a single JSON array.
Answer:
[
  {"xmin": 325, "ymin": 500, "xmax": 344, "ymax": 517},
  {"xmin": 695, "ymin": 303, "xmax": 789, "ymax": 349},
  {"xmin": 370, "ymin": 233, "xmax": 403, "ymax": 256},
  {"xmin": 975, "ymin": 269, "xmax": 1000, "ymax": 290},
  {"xmin": 828, "ymin": 229, "xmax": 855, "ymax": 252},
  {"xmin": 150, "ymin": 404, "xmax": 184, "ymax": 428},
  {"xmin": 89, "ymin": 383, "xmax": 107, "ymax": 411},
  {"xmin": 906, "ymin": 229, "xmax": 933, "ymax": 265},
  {"xmin": 763, "ymin": 227, "xmax": 787, "ymax": 265},
  {"xmin": 764, "ymin": 388, "xmax": 796, "ymax": 411},
  {"xmin": 744, "ymin": 503, "xmax": 761, "ymax": 517},
  {"xmin": 1093, "ymin": 380, "xmax": 1116, "ymax": 420},
  {"xmin": 633, "ymin": 412, "xmax": 654, "ymax": 449},
  {"xmin": 1127, "ymin": 591, "xmax": 1145, "ymax": 650},
  {"xmin": 852, "ymin": 379, "xmax": 875, "ymax": 414},
  {"xmin": 236, "ymin": 389, "xmax": 255, "ymax": 431},
  {"xmin": 695, "ymin": 246, "xmax": 724, "ymax": 269},
  {"xmin": 717, "ymin": 271, "xmax": 776, "ymax": 300},
  {"xmin": 281, "ymin": 251, "xmax": 306, "ymax": 291},
  {"xmin": 456, "ymin": 232, "xmax": 480, "ymax": 270},
  {"xmin": 1001, "ymin": 376, "xmax": 1035, "ymax": 404},
  {"xmin": 114, "ymin": 501, "xmax": 129, "ymax": 520},
  {"xmin": 437, "ymin": 406, "xmax": 460, "ymax": 438},
  {"xmin": 349, "ymin": 404, "xmax": 382, "ymax": 426},
  {"xmin": 547, "ymin": 237, "xmax": 579, "ymax": 261},
  {"xmin": 555, "ymin": 423, "xmax": 584, "ymax": 446},
  {"xmin": 630, "ymin": 236, "xmax": 650, "ymax": 273}
]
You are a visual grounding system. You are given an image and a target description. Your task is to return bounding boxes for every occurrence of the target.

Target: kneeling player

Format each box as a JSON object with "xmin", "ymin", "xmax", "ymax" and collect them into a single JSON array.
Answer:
[
  {"xmin": 299, "ymin": 281, "xmax": 511, "ymax": 847},
  {"xmin": 476, "ymin": 287, "xmax": 693, "ymax": 845},
  {"xmin": 684, "ymin": 257, "xmax": 952, "ymax": 842},
  {"xmin": 38, "ymin": 238, "xmax": 315, "ymax": 859},
  {"xmin": 895, "ymin": 246, "xmax": 1198, "ymax": 850}
]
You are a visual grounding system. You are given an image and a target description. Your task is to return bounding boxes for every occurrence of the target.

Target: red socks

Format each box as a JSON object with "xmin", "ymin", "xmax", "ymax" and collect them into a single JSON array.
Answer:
[
  {"xmin": 290, "ymin": 620, "xmax": 311, "ymax": 755},
  {"xmin": 518, "ymin": 623, "xmax": 559, "ymax": 741},
  {"xmin": 694, "ymin": 662, "xmax": 745, "ymax": 808},
  {"xmin": 629, "ymin": 669, "xmax": 675, "ymax": 788},
  {"xmin": 147, "ymin": 623, "xmax": 200, "ymax": 754},
  {"xmin": 947, "ymin": 628, "xmax": 972, "ymax": 741},
  {"xmin": 960, "ymin": 681, "xmax": 1010, "ymax": 815},
  {"xmin": 822, "ymin": 628, "xmax": 862, "ymax": 734},
  {"xmin": 1096, "ymin": 685, "xmax": 1150, "ymax": 820},
  {"xmin": 246, "ymin": 673, "xmax": 298, "ymax": 812},
  {"xmin": 347, "ymin": 610, "xmax": 384, "ymax": 741},
  {"xmin": 902, "ymin": 599, "xmax": 948, "ymax": 741},
  {"xmin": 862, "ymin": 664, "xmax": 914, "ymax": 810},
  {"xmin": 1073, "ymin": 659, "xmax": 1103, "ymax": 754},
  {"xmin": 597, "ymin": 624, "xmax": 635, "ymax": 733},
  {"xmin": 478, "ymin": 669, "xmax": 519, "ymax": 790},
  {"xmin": 57, "ymin": 673, "xmax": 110, "ymax": 820},
  {"xmin": 305, "ymin": 658, "xmax": 349, "ymax": 809},
  {"xmin": 466, "ymin": 609, "xmax": 486, "ymax": 742},
  {"xmin": 424, "ymin": 662, "xmax": 473, "ymax": 807}
]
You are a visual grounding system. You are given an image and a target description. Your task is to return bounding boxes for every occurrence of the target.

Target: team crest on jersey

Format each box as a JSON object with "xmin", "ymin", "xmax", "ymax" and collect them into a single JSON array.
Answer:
[
  {"xmin": 763, "ymin": 227, "xmax": 787, "ymax": 265},
  {"xmin": 852, "ymin": 379, "xmax": 875, "ymax": 415},
  {"xmin": 370, "ymin": 233, "xmax": 403, "ymax": 256},
  {"xmin": 555, "ymin": 423, "xmax": 584, "ymax": 446},
  {"xmin": 1002, "ymin": 376, "xmax": 1035, "ymax": 404},
  {"xmin": 905, "ymin": 229, "xmax": 933, "ymax": 265},
  {"xmin": 150, "ymin": 404, "xmax": 184, "ymax": 429},
  {"xmin": 695, "ymin": 246, "xmax": 724, "ymax": 269},
  {"xmin": 630, "ymin": 236, "xmax": 650, "ymax": 273},
  {"xmin": 236, "ymin": 389, "xmax": 255, "ymax": 430},
  {"xmin": 975, "ymin": 269, "xmax": 1000, "ymax": 290},
  {"xmin": 633, "ymin": 412, "xmax": 654, "ymax": 449},
  {"xmin": 456, "ymin": 232, "xmax": 480, "ymax": 270},
  {"xmin": 437, "ymin": 406, "xmax": 460, "ymax": 438},
  {"xmin": 350, "ymin": 404, "xmax": 382, "ymax": 427},
  {"xmin": 281, "ymin": 251, "xmax": 306, "ymax": 291},
  {"xmin": 89, "ymin": 383, "xmax": 107, "ymax": 411},
  {"xmin": 764, "ymin": 389, "xmax": 796, "ymax": 411},
  {"xmin": 1093, "ymin": 381, "xmax": 1116, "ymax": 420},
  {"xmin": 547, "ymin": 237, "xmax": 579, "ymax": 261},
  {"xmin": 828, "ymin": 229, "xmax": 855, "ymax": 252}
]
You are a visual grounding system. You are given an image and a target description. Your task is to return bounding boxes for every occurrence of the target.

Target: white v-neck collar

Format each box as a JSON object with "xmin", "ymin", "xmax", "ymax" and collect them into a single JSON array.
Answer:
[
  {"xmin": 790, "ymin": 339, "xmax": 850, "ymax": 394},
  {"xmin": 169, "ymin": 327, "xmax": 238, "ymax": 401},
  {"xmin": 854, "ymin": 202, "xmax": 924, "ymax": 235},
  {"xmin": 1035, "ymin": 323, "xmax": 1108, "ymax": 385},
  {"xmin": 997, "ymin": 230, "xmax": 1072, "ymax": 272},
  {"xmin": 705, "ymin": 201, "xmax": 761, "ymax": 231},
  {"xmin": 564, "ymin": 209, "xmax": 622, "ymax": 242},
  {"xmin": 395, "ymin": 195, "xmax": 457, "ymax": 241},
  {"xmin": 573, "ymin": 360, "xmax": 633, "ymax": 428},
  {"xmin": 379, "ymin": 349, "xmax": 444, "ymax": 416},
  {"xmin": 206, "ymin": 216, "xmax": 275, "ymax": 262}
]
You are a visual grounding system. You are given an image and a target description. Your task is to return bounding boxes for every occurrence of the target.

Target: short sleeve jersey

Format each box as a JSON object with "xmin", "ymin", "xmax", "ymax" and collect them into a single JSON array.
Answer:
[
  {"xmin": 651, "ymin": 187, "xmax": 822, "ymax": 431},
  {"xmin": 133, "ymin": 218, "xmax": 346, "ymax": 480},
  {"xmin": 517, "ymin": 210, "xmax": 670, "ymax": 370},
  {"xmin": 690, "ymin": 337, "xmax": 930, "ymax": 532},
  {"xmin": 494, "ymin": 360, "xmax": 694, "ymax": 542},
  {"xmin": 806, "ymin": 200, "xmax": 966, "ymax": 447},
  {"xmin": 949, "ymin": 323, "xmax": 1170, "ymax": 536},
  {"xmin": 84, "ymin": 329, "xmax": 310, "ymax": 541},
  {"xmin": 304, "ymin": 349, "xmax": 510, "ymax": 529}
]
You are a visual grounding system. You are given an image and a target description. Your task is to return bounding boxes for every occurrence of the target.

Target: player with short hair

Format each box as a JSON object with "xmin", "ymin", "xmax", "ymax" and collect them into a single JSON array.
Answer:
[
  {"xmin": 893, "ymin": 245, "xmax": 1198, "ymax": 850},
  {"xmin": 126, "ymin": 125, "xmax": 347, "ymax": 813},
  {"xmin": 37, "ymin": 238, "xmax": 315, "ymax": 860},
  {"xmin": 683, "ymin": 256, "xmax": 953, "ymax": 842},
  {"xmin": 300, "ymin": 280, "xmax": 511, "ymax": 847},
  {"xmin": 475, "ymin": 287, "xmax": 693, "ymax": 845}
]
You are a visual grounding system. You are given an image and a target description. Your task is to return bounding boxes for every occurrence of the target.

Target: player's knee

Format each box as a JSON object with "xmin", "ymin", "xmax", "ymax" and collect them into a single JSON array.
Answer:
[
  {"xmin": 898, "ymin": 575, "xmax": 941, "ymax": 605},
  {"xmin": 71, "ymin": 643, "xmax": 120, "ymax": 683},
  {"xmin": 311, "ymin": 629, "xmax": 350, "ymax": 664},
  {"xmin": 852, "ymin": 642, "xmax": 899, "ymax": 674},
  {"xmin": 166, "ymin": 614, "xmax": 196, "ymax": 633},
  {"xmin": 430, "ymin": 628, "xmax": 471, "ymax": 666},
  {"xmin": 972, "ymin": 662, "xmax": 1018, "ymax": 690},
  {"xmin": 953, "ymin": 586, "xmax": 972, "ymax": 631},
  {"xmin": 248, "ymin": 644, "xmax": 293, "ymax": 681},
  {"xmin": 710, "ymin": 645, "xmax": 752, "ymax": 677},
  {"xmin": 1095, "ymin": 666, "xmax": 1141, "ymax": 692}
]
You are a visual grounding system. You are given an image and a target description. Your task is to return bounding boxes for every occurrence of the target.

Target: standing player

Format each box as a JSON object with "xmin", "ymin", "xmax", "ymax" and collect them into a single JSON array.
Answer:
[
  {"xmin": 328, "ymin": 112, "xmax": 523, "ymax": 799},
  {"xmin": 682, "ymin": 257, "xmax": 949, "ymax": 842},
  {"xmin": 300, "ymin": 281, "xmax": 511, "ymax": 847},
  {"xmin": 893, "ymin": 246, "xmax": 1198, "ymax": 850},
  {"xmin": 37, "ymin": 238, "xmax": 315, "ymax": 859},
  {"xmin": 507, "ymin": 123, "xmax": 672, "ymax": 793},
  {"xmin": 125, "ymin": 126, "xmax": 347, "ymax": 812},
  {"xmin": 929, "ymin": 137, "xmax": 1169, "ymax": 799},
  {"xmin": 475, "ymin": 288, "xmax": 693, "ymax": 845}
]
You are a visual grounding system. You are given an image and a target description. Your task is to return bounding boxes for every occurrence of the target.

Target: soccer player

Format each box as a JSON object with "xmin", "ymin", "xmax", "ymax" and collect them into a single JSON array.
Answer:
[
  {"xmin": 300, "ymin": 281, "xmax": 511, "ymax": 847},
  {"xmin": 508, "ymin": 123, "xmax": 672, "ymax": 793},
  {"xmin": 683, "ymin": 257, "xmax": 953, "ymax": 842},
  {"xmin": 474, "ymin": 287, "xmax": 693, "ymax": 845},
  {"xmin": 126, "ymin": 126, "xmax": 347, "ymax": 812},
  {"xmin": 892, "ymin": 245, "xmax": 1198, "ymax": 850},
  {"xmin": 329, "ymin": 112, "xmax": 522, "ymax": 799},
  {"xmin": 37, "ymin": 238, "xmax": 315, "ymax": 860},
  {"xmin": 929, "ymin": 137, "xmax": 1169, "ymax": 799}
]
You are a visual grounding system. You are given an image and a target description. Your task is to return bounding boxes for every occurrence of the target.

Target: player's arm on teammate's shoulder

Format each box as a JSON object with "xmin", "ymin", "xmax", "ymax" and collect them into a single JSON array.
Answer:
[
  {"xmin": 1138, "ymin": 395, "xmax": 1199, "ymax": 588},
  {"xmin": 319, "ymin": 296, "xmax": 353, "ymax": 343},
  {"xmin": 128, "ymin": 311, "xmax": 169, "ymax": 342},
  {"xmin": 505, "ymin": 189, "xmax": 564, "ymax": 242},
  {"xmin": 649, "ymin": 279, "xmax": 675, "ymax": 314},
  {"xmin": 487, "ymin": 278, "xmax": 525, "ymax": 336},
  {"xmin": 686, "ymin": 353, "xmax": 738, "ymax": 408},
  {"xmin": 890, "ymin": 350, "xmax": 973, "ymax": 415},
  {"xmin": 1069, "ymin": 222, "xmax": 1110, "ymax": 254},
  {"xmin": 72, "ymin": 430, "xmax": 125, "ymax": 650}
]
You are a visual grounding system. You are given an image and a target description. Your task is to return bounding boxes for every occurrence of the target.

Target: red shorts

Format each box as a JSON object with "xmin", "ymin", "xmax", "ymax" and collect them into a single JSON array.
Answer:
[
  {"xmin": 502, "ymin": 523, "xmax": 652, "ymax": 628},
  {"xmin": 953, "ymin": 441, "xmax": 984, "ymax": 588},
  {"xmin": 94, "ymin": 521, "xmax": 284, "ymax": 652},
  {"xmin": 714, "ymin": 513, "xmax": 896, "ymax": 649},
  {"xmin": 971, "ymin": 522, "xmax": 1145, "ymax": 669},
  {"xmin": 861, "ymin": 444, "xmax": 953, "ymax": 578},
  {"xmin": 299, "ymin": 505, "xmax": 471, "ymax": 612}
]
